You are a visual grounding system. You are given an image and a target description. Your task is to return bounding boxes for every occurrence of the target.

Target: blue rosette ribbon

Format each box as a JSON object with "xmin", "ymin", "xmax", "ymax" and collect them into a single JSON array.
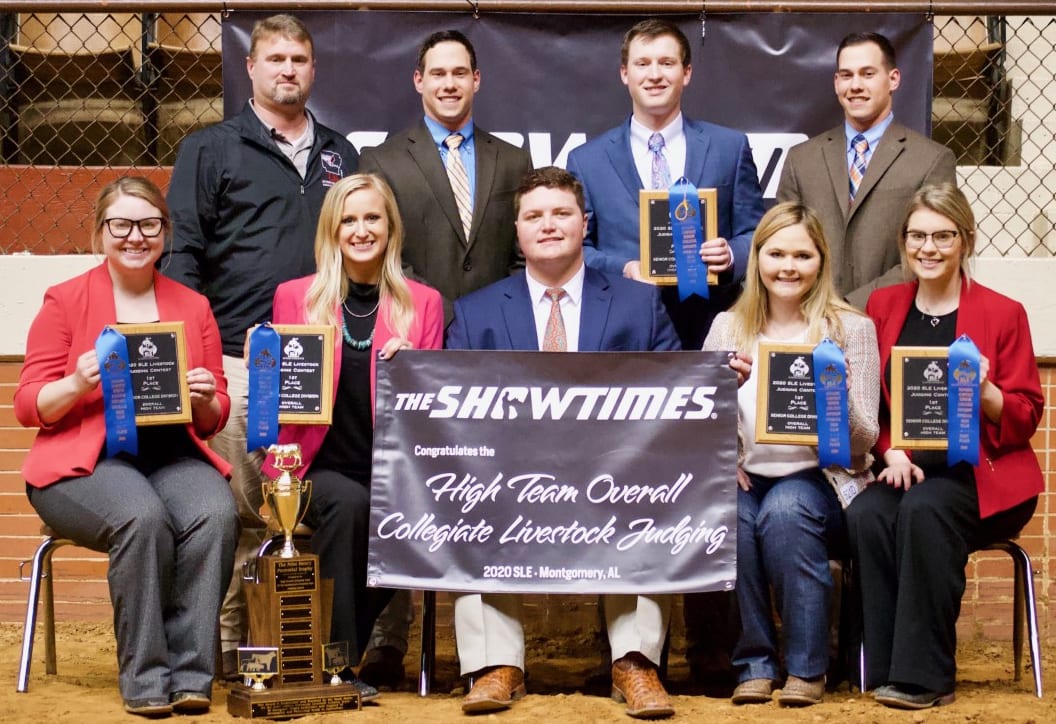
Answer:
[
  {"xmin": 947, "ymin": 334, "xmax": 981, "ymax": 466},
  {"xmin": 95, "ymin": 326, "xmax": 137, "ymax": 457},
  {"xmin": 668, "ymin": 177, "xmax": 709, "ymax": 300},
  {"xmin": 812, "ymin": 337, "xmax": 851, "ymax": 468},
  {"xmin": 247, "ymin": 323, "xmax": 282, "ymax": 451}
]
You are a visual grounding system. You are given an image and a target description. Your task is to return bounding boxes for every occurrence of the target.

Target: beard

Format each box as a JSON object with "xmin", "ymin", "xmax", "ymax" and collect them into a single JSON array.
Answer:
[{"xmin": 270, "ymin": 84, "xmax": 307, "ymax": 106}]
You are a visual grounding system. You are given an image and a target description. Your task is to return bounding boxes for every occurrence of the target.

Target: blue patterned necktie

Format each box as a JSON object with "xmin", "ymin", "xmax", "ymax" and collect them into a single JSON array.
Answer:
[
  {"xmin": 848, "ymin": 133, "xmax": 869, "ymax": 203},
  {"xmin": 648, "ymin": 132, "xmax": 672, "ymax": 190}
]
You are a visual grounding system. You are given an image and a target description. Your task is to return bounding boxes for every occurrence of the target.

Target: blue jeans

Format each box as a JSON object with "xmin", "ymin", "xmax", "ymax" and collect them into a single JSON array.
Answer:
[{"xmin": 732, "ymin": 468, "xmax": 844, "ymax": 682}]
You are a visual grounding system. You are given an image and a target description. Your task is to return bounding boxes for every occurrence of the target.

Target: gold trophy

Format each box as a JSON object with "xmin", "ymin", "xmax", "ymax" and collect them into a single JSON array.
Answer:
[
  {"xmin": 228, "ymin": 444, "xmax": 360, "ymax": 718},
  {"xmin": 261, "ymin": 444, "xmax": 312, "ymax": 559}
]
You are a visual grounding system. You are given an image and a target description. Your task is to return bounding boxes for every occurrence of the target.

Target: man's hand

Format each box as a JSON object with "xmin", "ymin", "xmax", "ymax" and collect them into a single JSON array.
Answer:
[
  {"xmin": 623, "ymin": 259, "xmax": 644, "ymax": 281},
  {"xmin": 700, "ymin": 237, "xmax": 733, "ymax": 274}
]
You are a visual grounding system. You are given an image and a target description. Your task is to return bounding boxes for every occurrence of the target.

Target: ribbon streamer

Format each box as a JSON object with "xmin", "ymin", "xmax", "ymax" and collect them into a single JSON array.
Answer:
[
  {"xmin": 668, "ymin": 177, "xmax": 709, "ymax": 301},
  {"xmin": 947, "ymin": 334, "xmax": 981, "ymax": 466},
  {"xmin": 247, "ymin": 324, "xmax": 282, "ymax": 451},
  {"xmin": 96, "ymin": 326, "xmax": 138, "ymax": 457},
  {"xmin": 812, "ymin": 337, "xmax": 851, "ymax": 468}
]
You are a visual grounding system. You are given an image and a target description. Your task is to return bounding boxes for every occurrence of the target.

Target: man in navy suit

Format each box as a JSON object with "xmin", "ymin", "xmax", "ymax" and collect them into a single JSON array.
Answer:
[
  {"xmin": 447, "ymin": 167, "xmax": 681, "ymax": 719},
  {"xmin": 566, "ymin": 17, "xmax": 762, "ymax": 689},
  {"xmin": 566, "ymin": 18, "xmax": 764, "ymax": 351}
]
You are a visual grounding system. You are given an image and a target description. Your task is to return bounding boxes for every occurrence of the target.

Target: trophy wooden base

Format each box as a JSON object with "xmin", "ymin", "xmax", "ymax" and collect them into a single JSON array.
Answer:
[{"xmin": 227, "ymin": 682, "xmax": 360, "ymax": 719}]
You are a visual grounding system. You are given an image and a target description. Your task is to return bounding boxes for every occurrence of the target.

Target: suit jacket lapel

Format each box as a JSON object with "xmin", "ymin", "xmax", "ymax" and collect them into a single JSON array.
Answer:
[
  {"xmin": 471, "ymin": 130, "xmax": 497, "ymax": 249},
  {"xmin": 501, "ymin": 276, "xmax": 541, "ymax": 351},
  {"xmin": 683, "ymin": 119, "xmax": 712, "ymax": 185},
  {"xmin": 406, "ymin": 121, "xmax": 468, "ymax": 245},
  {"xmin": 851, "ymin": 122, "xmax": 906, "ymax": 218},
  {"xmin": 578, "ymin": 268, "xmax": 612, "ymax": 352},
  {"xmin": 605, "ymin": 120, "xmax": 645, "ymax": 202},
  {"xmin": 822, "ymin": 128, "xmax": 852, "ymax": 221}
]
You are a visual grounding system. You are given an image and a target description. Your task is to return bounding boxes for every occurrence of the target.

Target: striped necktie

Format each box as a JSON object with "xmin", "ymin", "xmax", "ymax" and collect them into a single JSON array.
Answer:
[
  {"xmin": 848, "ymin": 133, "xmax": 869, "ymax": 203},
  {"xmin": 445, "ymin": 133, "xmax": 473, "ymax": 240},
  {"xmin": 542, "ymin": 288, "xmax": 567, "ymax": 351}
]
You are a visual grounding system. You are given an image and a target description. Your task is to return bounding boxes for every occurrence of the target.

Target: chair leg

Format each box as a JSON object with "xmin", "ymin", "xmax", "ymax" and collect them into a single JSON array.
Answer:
[
  {"xmin": 17, "ymin": 537, "xmax": 70, "ymax": 693},
  {"xmin": 858, "ymin": 641, "xmax": 866, "ymax": 693},
  {"xmin": 986, "ymin": 540, "xmax": 1043, "ymax": 698},
  {"xmin": 418, "ymin": 591, "xmax": 436, "ymax": 697},
  {"xmin": 1006, "ymin": 542, "xmax": 1043, "ymax": 698}
]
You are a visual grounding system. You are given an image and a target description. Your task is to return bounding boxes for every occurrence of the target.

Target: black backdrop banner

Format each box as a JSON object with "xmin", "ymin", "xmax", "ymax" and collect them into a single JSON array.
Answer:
[
  {"xmin": 367, "ymin": 350, "xmax": 739, "ymax": 594},
  {"xmin": 223, "ymin": 11, "xmax": 931, "ymax": 199}
]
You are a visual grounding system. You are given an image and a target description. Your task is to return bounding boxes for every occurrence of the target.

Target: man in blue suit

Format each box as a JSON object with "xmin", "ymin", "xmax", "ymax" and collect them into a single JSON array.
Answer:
[
  {"xmin": 447, "ymin": 167, "xmax": 681, "ymax": 719},
  {"xmin": 566, "ymin": 18, "xmax": 765, "ymax": 351}
]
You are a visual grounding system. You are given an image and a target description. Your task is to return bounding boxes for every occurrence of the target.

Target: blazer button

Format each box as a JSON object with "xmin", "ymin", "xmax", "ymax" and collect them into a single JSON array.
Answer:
[{"xmin": 462, "ymin": 261, "xmax": 472, "ymax": 271}]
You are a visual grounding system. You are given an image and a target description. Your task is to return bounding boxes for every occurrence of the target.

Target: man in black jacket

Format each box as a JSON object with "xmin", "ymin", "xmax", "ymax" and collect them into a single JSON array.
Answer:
[{"xmin": 165, "ymin": 13, "xmax": 360, "ymax": 689}]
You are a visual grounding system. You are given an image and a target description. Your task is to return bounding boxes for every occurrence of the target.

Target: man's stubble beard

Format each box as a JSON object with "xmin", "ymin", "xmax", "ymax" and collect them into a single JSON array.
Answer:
[{"xmin": 272, "ymin": 87, "xmax": 308, "ymax": 106}]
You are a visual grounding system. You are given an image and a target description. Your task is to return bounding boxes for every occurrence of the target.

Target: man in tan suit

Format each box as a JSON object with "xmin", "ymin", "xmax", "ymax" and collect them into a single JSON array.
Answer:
[{"xmin": 777, "ymin": 31, "xmax": 956, "ymax": 308}]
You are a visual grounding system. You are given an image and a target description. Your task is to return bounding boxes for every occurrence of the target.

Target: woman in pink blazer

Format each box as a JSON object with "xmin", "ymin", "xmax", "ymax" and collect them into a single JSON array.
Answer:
[
  {"xmin": 849, "ymin": 184, "xmax": 1043, "ymax": 709},
  {"xmin": 264, "ymin": 174, "xmax": 443, "ymax": 698},
  {"xmin": 15, "ymin": 177, "xmax": 237, "ymax": 717}
]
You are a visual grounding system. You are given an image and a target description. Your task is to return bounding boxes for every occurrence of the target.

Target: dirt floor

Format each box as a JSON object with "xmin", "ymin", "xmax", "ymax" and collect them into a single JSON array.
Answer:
[{"xmin": 3, "ymin": 621, "xmax": 1055, "ymax": 723}]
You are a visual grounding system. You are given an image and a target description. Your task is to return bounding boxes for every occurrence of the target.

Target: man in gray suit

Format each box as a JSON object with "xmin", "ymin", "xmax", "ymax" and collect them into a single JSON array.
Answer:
[
  {"xmin": 360, "ymin": 29, "xmax": 533, "ymax": 313},
  {"xmin": 357, "ymin": 28, "xmax": 532, "ymax": 688},
  {"xmin": 777, "ymin": 31, "xmax": 956, "ymax": 308}
]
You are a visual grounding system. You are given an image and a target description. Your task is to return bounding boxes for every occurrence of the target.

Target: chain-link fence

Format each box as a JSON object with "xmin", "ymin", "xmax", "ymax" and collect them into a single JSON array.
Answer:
[{"xmin": 0, "ymin": 7, "xmax": 1054, "ymax": 256}]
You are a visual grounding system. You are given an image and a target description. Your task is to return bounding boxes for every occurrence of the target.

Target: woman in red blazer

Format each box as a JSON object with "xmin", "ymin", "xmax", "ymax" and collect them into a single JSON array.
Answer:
[
  {"xmin": 262, "ymin": 174, "xmax": 443, "ymax": 699},
  {"xmin": 15, "ymin": 178, "xmax": 238, "ymax": 717},
  {"xmin": 849, "ymin": 183, "xmax": 1043, "ymax": 709}
]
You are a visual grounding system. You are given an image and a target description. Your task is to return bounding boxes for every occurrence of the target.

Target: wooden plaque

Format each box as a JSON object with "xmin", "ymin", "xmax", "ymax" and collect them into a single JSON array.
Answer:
[
  {"xmin": 115, "ymin": 322, "xmax": 192, "ymax": 426},
  {"xmin": 755, "ymin": 342, "xmax": 818, "ymax": 445},
  {"xmin": 271, "ymin": 325, "xmax": 335, "ymax": 425},
  {"xmin": 638, "ymin": 188, "xmax": 719, "ymax": 285},
  {"xmin": 891, "ymin": 347, "xmax": 949, "ymax": 449}
]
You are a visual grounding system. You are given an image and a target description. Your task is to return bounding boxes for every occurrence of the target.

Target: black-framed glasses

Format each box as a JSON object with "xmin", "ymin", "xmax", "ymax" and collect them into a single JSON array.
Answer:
[
  {"xmin": 904, "ymin": 229, "xmax": 959, "ymax": 250},
  {"xmin": 103, "ymin": 217, "xmax": 165, "ymax": 238}
]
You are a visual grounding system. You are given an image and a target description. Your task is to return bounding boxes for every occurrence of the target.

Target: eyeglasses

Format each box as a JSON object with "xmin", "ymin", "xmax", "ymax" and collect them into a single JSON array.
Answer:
[
  {"xmin": 904, "ymin": 229, "xmax": 959, "ymax": 250},
  {"xmin": 103, "ymin": 217, "xmax": 165, "ymax": 238}
]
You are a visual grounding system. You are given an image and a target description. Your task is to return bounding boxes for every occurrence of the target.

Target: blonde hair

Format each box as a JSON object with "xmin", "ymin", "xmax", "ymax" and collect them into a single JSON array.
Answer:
[
  {"xmin": 729, "ymin": 202, "xmax": 860, "ymax": 350},
  {"xmin": 304, "ymin": 174, "xmax": 415, "ymax": 339},
  {"xmin": 91, "ymin": 176, "xmax": 169, "ymax": 256},
  {"xmin": 899, "ymin": 182, "xmax": 976, "ymax": 281}
]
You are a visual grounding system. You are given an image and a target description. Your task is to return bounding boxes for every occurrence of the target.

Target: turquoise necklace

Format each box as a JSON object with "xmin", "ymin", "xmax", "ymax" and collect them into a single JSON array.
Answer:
[
  {"xmin": 341, "ymin": 320, "xmax": 374, "ymax": 350},
  {"xmin": 341, "ymin": 291, "xmax": 379, "ymax": 350}
]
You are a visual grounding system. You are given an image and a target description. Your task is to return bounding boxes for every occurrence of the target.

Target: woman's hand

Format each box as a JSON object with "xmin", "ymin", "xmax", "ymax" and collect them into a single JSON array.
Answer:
[
  {"xmin": 378, "ymin": 337, "xmax": 413, "ymax": 361},
  {"xmin": 188, "ymin": 366, "xmax": 223, "ymax": 437},
  {"xmin": 187, "ymin": 367, "xmax": 217, "ymax": 407},
  {"xmin": 35, "ymin": 349, "xmax": 101, "ymax": 425},
  {"xmin": 877, "ymin": 449, "xmax": 924, "ymax": 490},
  {"xmin": 728, "ymin": 352, "xmax": 752, "ymax": 388},
  {"xmin": 736, "ymin": 466, "xmax": 752, "ymax": 492},
  {"xmin": 72, "ymin": 349, "xmax": 101, "ymax": 394},
  {"xmin": 978, "ymin": 353, "xmax": 1004, "ymax": 423}
]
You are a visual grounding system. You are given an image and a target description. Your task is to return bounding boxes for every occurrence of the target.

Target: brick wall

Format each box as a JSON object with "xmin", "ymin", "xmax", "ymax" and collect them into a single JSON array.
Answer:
[{"xmin": 1, "ymin": 359, "xmax": 1053, "ymax": 651}]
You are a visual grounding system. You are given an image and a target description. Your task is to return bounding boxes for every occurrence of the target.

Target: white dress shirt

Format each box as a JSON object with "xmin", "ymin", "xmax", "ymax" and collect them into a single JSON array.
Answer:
[
  {"xmin": 524, "ymin": 264, "xmax": 585, "ymax": 352},
  {"xmin": 629, "ymin": 113, "xmax": 687, "ymax": 189}
]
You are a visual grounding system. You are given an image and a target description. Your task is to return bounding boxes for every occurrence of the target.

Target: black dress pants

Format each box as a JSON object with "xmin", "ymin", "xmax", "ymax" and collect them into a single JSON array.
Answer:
[{"xmin": 846, "ymin": 474, "xmax": 1035, "ymax": 693}]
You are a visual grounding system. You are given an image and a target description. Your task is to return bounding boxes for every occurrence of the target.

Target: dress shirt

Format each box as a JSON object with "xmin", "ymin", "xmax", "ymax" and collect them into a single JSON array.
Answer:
[
  {"xmin": 630, "ymin": 113, "xmax": 686, "ymax": 189},
  {"xmin": 525, "ymin": 264, "xmax": 585, "ymax": 352},
  {"xmin": 845, "ymin": 112, "xmax": 893, "ymax": 173},
  {"xmin": 425, "ymin": 115, "xmax": 476, "ymax": 203}
]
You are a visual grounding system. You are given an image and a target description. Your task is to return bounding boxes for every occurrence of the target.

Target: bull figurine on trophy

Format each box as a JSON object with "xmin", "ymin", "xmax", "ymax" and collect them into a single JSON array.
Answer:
[{"xmin": 228, "ymin": 443, "xmax": 360, "ymax": 718}]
